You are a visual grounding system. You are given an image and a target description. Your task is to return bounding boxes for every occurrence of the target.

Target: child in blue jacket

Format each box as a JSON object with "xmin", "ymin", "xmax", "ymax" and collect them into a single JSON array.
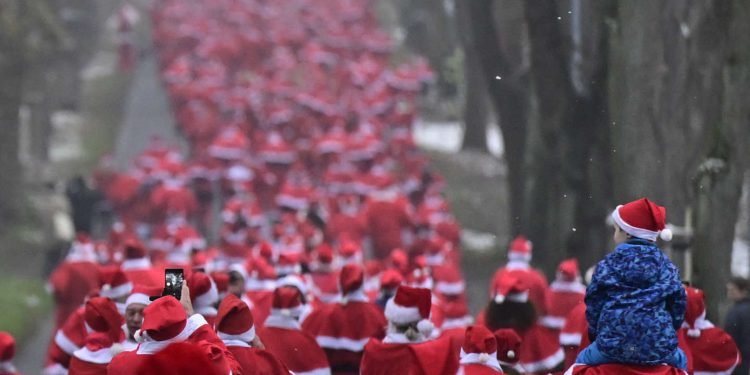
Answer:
[{"xmin": 577, "ymin": 198, "xmax": 687, "ymax": 369}]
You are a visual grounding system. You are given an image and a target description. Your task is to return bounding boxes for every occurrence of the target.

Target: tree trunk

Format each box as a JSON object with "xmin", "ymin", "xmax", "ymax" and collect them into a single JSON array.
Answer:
[
  {"xmin": 455, "ymin": 0, "xmax": 489, "ymax": 153},
  {"xmin": 0, "ymin": 29, "xmax": 26, "ymax": 226},
  {"xmin": 467, "ymin": 0, "xmax": 529, "ymax": 235}
]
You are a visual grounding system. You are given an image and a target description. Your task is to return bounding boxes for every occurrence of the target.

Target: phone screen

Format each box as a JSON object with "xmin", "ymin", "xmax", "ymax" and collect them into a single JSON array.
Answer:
[{"xmin": 164, "ymin": 268, "xmax": 184, "ymax": 300}]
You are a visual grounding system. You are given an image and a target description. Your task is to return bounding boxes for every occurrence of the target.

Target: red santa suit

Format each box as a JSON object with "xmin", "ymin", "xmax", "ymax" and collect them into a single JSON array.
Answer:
[
  {"xmin": 457, "ymin": 325, "xmax": 503, "ymax": 375},
  {"xmin": 107, "ymin": 296, "xmax": 239, "ymax": 375},
  {"xmin": 245, "ymin": 259, "xmax": 277, "ymax": 328},
  {"xmin": 363, "ymin": 187, "xmax": 414, "ymax": 259},
  {"xmin": 257, "ymin": 287, "xmax": 331, "ymax": 375},
  {"xmin": 560, "ymin": 302, "xmax": 590, "ymax": 369},
  {"xmin": 98, "ymin": 266, "xmax": 134, "ymax": 316},
  {"xmin": 540, "ymin": 259, "xmax": 585, "ymax": 332},
  {"xmin": 489, "ymin": 235, "xmax": 549, "ymax": 315},
  {"xmin": 120, "ymin": 238, "xmax": 162, "ymax": 289},
  {"xmin": 215, "ymin": 294, "xmax": 290, "ymax": 375},
  {"xmin": 49, "ymin": 235, "xmax": 101, "ymax": 328},
  {"xmin": 302, "ymin": 264, "xmax": 387, "ymax": 374},
  {"xmin": 45, "ymin": 306, "xmax": 87, "ymax": 373},
  {"xmin": 564, "ymin": 364, "xmax": 688, "ymax": 375},
  {"xmin": 678, "ymin": 286, "xmax": 741, "ymax": 375},
  {"xmin": 0, "ymin": 332, "xmax": 19, "ymax": 375},
  {"xmin": 360, "ymin": 285, "xmax": 459, "ymax": 375},
  {"xmin": 308, "ymin": 244, "xmax": 341, "ymax": 308},
  {"xmin": 69, "ymin": 332, "xmax": 118, "ymax": 375}
]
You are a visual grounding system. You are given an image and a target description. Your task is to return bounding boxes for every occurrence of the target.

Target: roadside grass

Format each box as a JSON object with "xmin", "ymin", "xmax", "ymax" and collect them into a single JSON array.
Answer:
[{"xmin": 0, "ymin": 278, "xmax": 52, "ymax": 341}]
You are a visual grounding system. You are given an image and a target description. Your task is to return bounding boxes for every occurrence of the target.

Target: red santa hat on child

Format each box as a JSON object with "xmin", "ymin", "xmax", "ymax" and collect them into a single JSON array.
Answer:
[
  {"xmin": 507, "ymin": 235, "xmax": 532, "ymax": 262},
  {"xmin": 611, "ymin": 197, "xmax": 672, "ymax": 241},
  {"xmin": 493, "ymin": 275, "xmax": 529, "ymax": 304},
  {"xmin": 384, "ymin": 285, "xmax": 434, "ymax": 336},
  {"xmin": 460, "ymin": 325, "xmax": 501, "ymax": 370},
  {"xmin": 85, "ymin": 297, "xmax": 126, "ymax": 343},
  {"xmin": 271, "ymin": 286, "xmax": 305, "ymax": 319},
  {"xmin": 682, "ymin": 286, "xmax": 713, "ymax": 337},
  {"xmin": 99, "ymin": 266, "xmax": 133, "ymax": 300},
  {"xmin": 0, "ymin": 331, "xmax": 16, "ymax": 371},
  {"xmin": 215, "ymin": 294, "xmax": 256, "ymax": 343},
  {"xmin": 494, "ymin": 329, "xmax": 522, "ymax": 365}
]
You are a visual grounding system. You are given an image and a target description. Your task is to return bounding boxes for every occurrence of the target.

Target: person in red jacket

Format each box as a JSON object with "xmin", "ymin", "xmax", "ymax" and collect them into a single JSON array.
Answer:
[
  {"xmin": 457, "ymin": 325, "xmax": 503, "ymax": 374},
  {"xmin": 360, "ymin": 285, "xmax": 459, "ymax": 375},
  {"xmin": 0, "ymin": 332, "xmax": 19, "ymax": 375},
  {"xmin": 488, "ymin": 235, "xmax": 549, "ymax": 316},
  {"xmin": 120, "ymin": 238, "xmax": 161, "ymax": 289},
  {"xmin": 303, "ymin": 264, "xmax": 387, "ymax": 374},
  {"xmin": 107, "ymin": 287, "xmax": 240, "ymax": 375},
  {"xmin": 48, "ymin": 233, "xmax": 101, "ymax": 329},
  {"xmin": 540, "ymin": 259, "xmax": 585, "ymax": 333},
  {"xmin": 214, "ymin": 294, "xmax": 290, "ymax": 375},
  {"xmin": 679, "ymin": 286, "xmax": 741, "ymax": 374},
  {"xmin": 362, "ymin": 182, "xmax": 414, "ymax": 259},
  {"xmin": 257, "ymin": 287, "xmax": 331, "ymax": 375}
]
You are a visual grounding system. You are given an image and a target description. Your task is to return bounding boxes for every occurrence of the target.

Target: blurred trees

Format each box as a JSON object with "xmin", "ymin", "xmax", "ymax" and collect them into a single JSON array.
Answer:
[{"xmin": 462, "ymin": 0, "xmax": 750, "ymax": 313}]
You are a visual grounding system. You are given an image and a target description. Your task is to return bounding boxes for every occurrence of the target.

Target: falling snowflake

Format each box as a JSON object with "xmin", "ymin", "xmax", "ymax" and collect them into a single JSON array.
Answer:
[{"xmin": 495, "ymin": 76, "xmax": 502, "ymax": 80}]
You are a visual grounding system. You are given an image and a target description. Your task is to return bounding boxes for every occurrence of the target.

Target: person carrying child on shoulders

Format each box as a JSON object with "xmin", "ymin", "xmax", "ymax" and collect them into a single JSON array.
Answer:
[{"xmin": 577, "ymin": 198, "xmax": 688, "ymax": 369}]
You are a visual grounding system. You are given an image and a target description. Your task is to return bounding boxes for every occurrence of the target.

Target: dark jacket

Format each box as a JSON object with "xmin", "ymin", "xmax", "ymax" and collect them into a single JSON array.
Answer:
[
  {"xmin": 586, "ymin": 238, "xmax": 686, "ymax": 365},
  {"xmin": 725, "ymin": 297, "xmax": 750, "ymax": 375}
]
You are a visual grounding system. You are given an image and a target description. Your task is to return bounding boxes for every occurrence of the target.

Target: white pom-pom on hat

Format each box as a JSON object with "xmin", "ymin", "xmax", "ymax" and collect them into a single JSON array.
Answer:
[
  {"xmin": 687, "ymin": 328, "xmax": 701, "ymax": 338},
  {"xmin": 417, "ymin": 319, "xmax": 434, "ymax": 337},
  {"xmin": 494, "ymin": 295, "xmax": 505, "ymax": 304},
  {"xmin": 507, "ymin": 350, "xmax": 516, "ymax": 359},
  {"xmin": 478, "ymin": 353, "xmax": 490, "ymax": 363},
  {"xmin": 659, "ymin": 227, "xmax": 673, "ymax": 241}
]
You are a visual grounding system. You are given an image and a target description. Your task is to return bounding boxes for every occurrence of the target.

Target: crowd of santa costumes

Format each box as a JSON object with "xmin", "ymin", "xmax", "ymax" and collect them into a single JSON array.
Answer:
[{"xmin": 0, "ymin": 0, "xmax": 736, "ymax": 374}]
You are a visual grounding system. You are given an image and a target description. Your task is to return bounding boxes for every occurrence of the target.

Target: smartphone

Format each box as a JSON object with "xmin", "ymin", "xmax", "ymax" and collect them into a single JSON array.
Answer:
[{"xmin": 163, "ymin": 268, "xmax": 184, "ymax": 300}]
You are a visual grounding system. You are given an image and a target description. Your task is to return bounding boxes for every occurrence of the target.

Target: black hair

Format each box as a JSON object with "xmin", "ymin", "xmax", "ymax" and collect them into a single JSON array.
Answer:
[
  {"xmin": 484, "ymin": 300, "xmax": 537, "ymax": 332},
  {"xmin": 729, "ymin": 276, "xmax": 750, "ymax": 293}
]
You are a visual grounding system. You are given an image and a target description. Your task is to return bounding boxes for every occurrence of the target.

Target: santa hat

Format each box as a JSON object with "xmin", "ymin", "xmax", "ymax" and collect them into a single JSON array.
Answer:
[
  {"xmin": 339, "ymin": 264, "xmax": 365, "ymax": 299},
  {"xmin": 388, "ymin": 248, "xmax": 409, "ymax": 275},
  {"xmin": 215, "ymin": 295, "xmax": 256, "ymax": 343},
  {"xmin": 85, "ymin": 297, "xmax": 125, "ymax": 342},
  {"xmin": 339, "ymin": 241, "xmax": 362, "ymax": 264},
  {"xmin": 384, "ymin": 285, "xmax": 434, "ymax": 336},
  {"xmin": 276, "ymin": 252, "xmax": 302, "ymax": 276},
  {"xmin": 682, "ymin": 286, "xmax": 713, "ymax": 337},
  {"xmin": 460, "ymin": 325, "xmax": 501, "ymax": 369},
  {"xmin": 124, "ymin": 237, "xmax": 148, "ymax": 259},
  {"xmin": 434, "ymin": 266, "xmax": 466, "ymax": 296},
  {"xmin": 188, "ymin": 272, "xmax": 219, "ymax": 311},
  {"xmin": 277, "ymin": 274, "xmax": 309, "ymax": 296},
  {"xmin": 611, "ymin": 197, "xmax": 672, "ymax": 241},
  {"xmin": 494, "ymin": 329, "xmax": 522, "ymax": 365},
  {"xmin": 74, "ymin": 332, "xmax": 118, "ymax": 365},
  {"xmin": 557, "ymin": 259, "xmax": 580, "ymax": 282},
  {"xmin": 137, "ymin": 341, "xmax": 230, "ymax": 375},
  {"xmin": 99, "ymin": 266, "xmax": 133, "ymax": 300},
  {"xmin": 507, "ymin": 235, "xmax": 532, "ymax": 262},
  {"xmin": 254, "ymin": 242, "xmax": 274, "ymax": 261},
  {"xmin": 271, "ymin": 286, "xmax": 304, "ymax": 318},
  {"xmin": 140, "ymin": 296, "xmax": 188, "ymax": 342},
  {"xmin": 315, "ymin": 243, "xmax": 334, "ymax": 265},
  {"xmin": 380, "ymin": 269, "xmax": 404, "ymax": 290},
  {"xmin": 126, "ymin": 285, "xmax": 162, "ymax": 308},
  {"xmin": 493, "ymin": 275, "xmax": 529, "ymax": 304},
  {"xmin": 0, "ymin": 331, "xmax": 15, "ymax": 363}
]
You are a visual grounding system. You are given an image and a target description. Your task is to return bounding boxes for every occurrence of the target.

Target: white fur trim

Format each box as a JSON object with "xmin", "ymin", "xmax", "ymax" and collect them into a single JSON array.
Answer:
[
  {"xmin": 126, "ymin": 293, "xmax": 151, "ymax": 308},
  {"xmin": 495, "ymin": 291, "xmax": 529, "ymax": 304},
  {"xmin": 294, "ymin": 367, "xmax": 332, "ymax": 375},
  {"xmin": 54, "ymin": 330, "xmax": 80, "ymax": 355},
  {"xmin": 121, "ymin": 258, "xmax": 151, "ymax": 270},
  {"xmin": 435, "ymin": 280, "xmax": 466, "ymax": 295},
  {"xmin": 440, "ymin": 316, "xmax": 474, "ymax": 330},
  {"xmin": 612, "ymin": 206, "xmax": 659, "ymax": 241},
  {"xmin": 559, "ymin": 332, "xmax": 582, "ymax": 346},
  {"xmin": 101, "ymin": 282, "xmax": 134, "ymax": 299},
  {"xmin": 42, "ymin": 363, "xmax": 67, "ymax": 375},
  {"xmin": 459, "ymin": 349, "xmax": 502, "ymax": 371},
  {"xmin": 550, "ymin": 281, "xmax": 587, "ymax": 294},
  {"xmin": 0, "ymin": 361, "xmax": 17, "ymax": 373},
  {"xmin": 316, "ymin": 336, "xmax": 370, "ymax": 351},
  {"xmin": 382, "ymin": 331, "xmax": 426, "ymax": 344},
  {"xmin": 341, "ymin": 288, "xmax": 369, "ymax": 304},
  {"xmin": 508, "ymin": 251, "xmax": 532, "ymax": 262},
  {"xmin": 264, "ymin": 315, "xmax": 301, "ymax": 330},
  {"xmin": 504, "ymin": 260, "xmax": 530, "ymax": 270},
  {"xmin": 417, "ymin": 320, "xmax": 434, "ymax": 336},
  {"xmin": 540, "ymin": 316, "xmax": 567, "ymax": 329},
  {"xmin": 194, "ymin": 279, "xmax": 219, "ymax": 308},
  {"xmin": 218, "ymin": 325, "xmax": 256, "ymax": 343},
  {"xmin": 196, "ymin": 305, "xmax": 218, "ymax": 317},
  {"xmin": 246, "ymin": 279, "xmax": 276, "ymax": 291},
  {"xmin": 384, "ymin": 297, "xmax": 423, "ymax": 325},
  {"xmin": 277, "ymin": 275, "xmax": 309, "ymax": 295},
  {"xmin": 137, "ymin": 314, "xmax": 207, "ymax": 354},
  {"xmin": 681, "ymin": 311, "xmax": 714, "ymax": 334},
  {"xmin": 73, "ymin": 346, "xmax": 114, "ymax": 364},
  {"xmin": 222, "ymin": 339, "xmax": 251, "ymax": 348},
  {"xmin": 521, "ymin": 348, "xmax": 564, "ymax": 373}
]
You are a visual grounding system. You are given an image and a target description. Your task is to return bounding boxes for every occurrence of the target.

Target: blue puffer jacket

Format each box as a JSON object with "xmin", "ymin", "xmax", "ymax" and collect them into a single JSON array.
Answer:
[{"xmin": 585, "ymin": 238, "xmax": 686, "ymax": 364}]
